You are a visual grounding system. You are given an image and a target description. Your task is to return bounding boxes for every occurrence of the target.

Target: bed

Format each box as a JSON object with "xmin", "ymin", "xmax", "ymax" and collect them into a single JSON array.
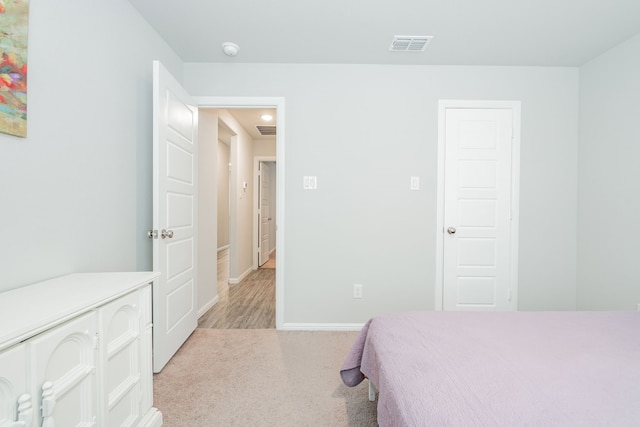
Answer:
[{"xmin": 340, "ymin": 311, "xmax": 640, "ymax": 426}]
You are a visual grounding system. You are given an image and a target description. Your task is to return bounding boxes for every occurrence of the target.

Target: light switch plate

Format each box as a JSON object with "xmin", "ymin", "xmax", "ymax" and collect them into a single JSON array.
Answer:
[
  {"xmin": 303, "ymin": 176, "xmax": 317, "ymax": 190},
  {"xmin": 410, "ymin": 176, "xmax": 420, "ymax": 190}
]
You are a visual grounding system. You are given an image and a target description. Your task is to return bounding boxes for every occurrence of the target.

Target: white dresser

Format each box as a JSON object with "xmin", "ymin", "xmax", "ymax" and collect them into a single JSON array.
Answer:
[{"xmin": 0, "ymin": 272, "xmax": 162, "ymax": 427}]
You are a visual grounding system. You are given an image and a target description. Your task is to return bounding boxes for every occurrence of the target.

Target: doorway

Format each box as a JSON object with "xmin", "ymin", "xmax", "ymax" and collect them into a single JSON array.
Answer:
[
  {"xmin": 256, "ymin": 158, "xmax": 277, "ymax": 269},
  {"xmin": 151, "ymin": 63, "xmax": 285, "ymax": 370},
  {"xmin": 435, "ymin": 100, "xmax": 521, "ymax": 311},
  {"xmin": 196, "ymin": 100, "xmax": 284, "ymax": 329},
  {"xmin": 198, "ymin": 109, "xmax": 277, "ymax": 329}
]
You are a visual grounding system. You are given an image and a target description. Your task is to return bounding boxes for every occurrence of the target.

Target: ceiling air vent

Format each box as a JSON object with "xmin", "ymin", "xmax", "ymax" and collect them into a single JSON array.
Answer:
[
  {"xmin": 389, "ymin": 36, "xmax": 433, "ymax": 52},
  {"xmin": 256, "ymin": 125, "xmax": 276, "ymax": 136}
]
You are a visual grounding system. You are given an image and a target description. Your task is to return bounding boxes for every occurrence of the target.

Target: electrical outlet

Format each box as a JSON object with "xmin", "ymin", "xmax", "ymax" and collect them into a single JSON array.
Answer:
[{"xmin": 353, "ymin": 284, "xmax": 363, "ymax": 299}]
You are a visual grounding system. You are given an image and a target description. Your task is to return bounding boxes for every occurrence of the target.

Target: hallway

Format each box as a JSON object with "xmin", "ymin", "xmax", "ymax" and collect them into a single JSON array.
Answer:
[{"xmin": 197, "ymin": 248, "xmax": 276, "ymax": 329}]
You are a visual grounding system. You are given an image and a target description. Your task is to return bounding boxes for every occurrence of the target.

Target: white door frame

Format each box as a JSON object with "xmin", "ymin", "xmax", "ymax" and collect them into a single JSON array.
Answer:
[
  {"xmin": 194, "ymin": 96, "xmax": 285, "ymax": 329},
  {"xmin": 254, "ymin": 156, "xmax": 276, "ymax": 269},
  {"xmin": 435, "ymin": 99, "xmax": 521, "ymax": 311}
]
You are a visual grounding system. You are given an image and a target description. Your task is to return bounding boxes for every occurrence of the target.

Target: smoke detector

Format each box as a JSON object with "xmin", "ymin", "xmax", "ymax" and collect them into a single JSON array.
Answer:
[
  {"xmin": 222, "ymin": 42, "xmax": 239, "ymax": 57},
  {"xmin": 389, "ymin": 36, "xmax": 433, "ymax": 52}
]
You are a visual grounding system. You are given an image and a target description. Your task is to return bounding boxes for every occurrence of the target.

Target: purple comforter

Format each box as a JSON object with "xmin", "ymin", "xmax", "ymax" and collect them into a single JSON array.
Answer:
[{"xmin": 341, "ymin": 311, "xmax": 640, "ymax": 427}]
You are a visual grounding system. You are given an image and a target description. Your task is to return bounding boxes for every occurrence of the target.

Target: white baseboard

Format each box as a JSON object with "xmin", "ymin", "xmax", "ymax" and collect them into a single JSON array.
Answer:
[
  {"xmin": 280, "ymin": 322, "xmax": 365, "ymax": 331},
  {"xmin": 197, "ymin": 295, "xmax": 219, "ymax": 318},
  {"xmin": 228, "ymin": 267, "xmax": 253, "ymax": 285}
]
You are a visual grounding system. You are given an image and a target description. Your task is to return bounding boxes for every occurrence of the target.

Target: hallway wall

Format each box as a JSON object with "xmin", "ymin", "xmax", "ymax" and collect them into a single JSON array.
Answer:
[{"xmin": 217, "ymin": 140, "xmax": 230, "ymax": 249}]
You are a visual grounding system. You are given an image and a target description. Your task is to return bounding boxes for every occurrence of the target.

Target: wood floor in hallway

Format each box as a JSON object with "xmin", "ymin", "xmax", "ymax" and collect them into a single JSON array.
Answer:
[{"xmin": 198, "ymin": 248, "xmax": 276, "ymax": 329}]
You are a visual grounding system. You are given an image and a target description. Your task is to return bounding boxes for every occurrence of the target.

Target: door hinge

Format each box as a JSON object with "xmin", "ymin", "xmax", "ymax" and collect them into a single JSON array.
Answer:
[
  {"xmin": 508, "ymin": 288, "xmax": 512, "ymax": 302},
  {"xmin": 94, "ymin": 333, "xmax": 100, "ymax": 351},
  {"xmin": 147, "ymin": 229, "xmax": 158, "ymax": 240}
]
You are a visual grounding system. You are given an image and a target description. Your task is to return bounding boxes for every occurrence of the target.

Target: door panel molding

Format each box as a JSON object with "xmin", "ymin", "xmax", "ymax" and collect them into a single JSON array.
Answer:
[{"xmin": 435, "ymin": 100, "xmax": 521, "ymax": 311}]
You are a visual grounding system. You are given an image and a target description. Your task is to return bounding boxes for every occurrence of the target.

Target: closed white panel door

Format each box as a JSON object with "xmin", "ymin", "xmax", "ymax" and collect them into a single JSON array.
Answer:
[
  {"xmin": 152, "ymin": 60, "xmax": 198, "ymax": 372},
  {"xmin": 258, "ymin": 162, "xmax": 271, "ymax": 266},
  {"xmin": 443, "ymin": 108, "xmax": 515, "ymax": 311}
]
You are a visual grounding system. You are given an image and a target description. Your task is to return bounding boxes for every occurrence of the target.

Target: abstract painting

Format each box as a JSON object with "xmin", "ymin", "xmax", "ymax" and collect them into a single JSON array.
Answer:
[{"xmin": 0, "ymin": 0, "xmax": 29, "ymax": 138}]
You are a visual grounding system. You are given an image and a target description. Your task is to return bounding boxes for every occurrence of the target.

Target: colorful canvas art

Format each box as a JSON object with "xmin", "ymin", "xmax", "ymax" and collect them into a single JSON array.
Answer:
[{"xmin": 0, "ymin": 0, "xmax": 29, "ymax": 138}]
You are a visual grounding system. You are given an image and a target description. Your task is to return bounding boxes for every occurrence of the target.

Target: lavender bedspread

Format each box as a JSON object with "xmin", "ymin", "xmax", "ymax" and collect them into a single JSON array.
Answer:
[{"xmin": 340, "ymin": 311, "xmax": 640, "ymax": 427}]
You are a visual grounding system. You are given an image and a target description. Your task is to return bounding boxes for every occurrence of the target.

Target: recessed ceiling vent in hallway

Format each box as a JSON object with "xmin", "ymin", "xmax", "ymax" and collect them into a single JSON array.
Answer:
[
  {"xmin": 256, "ymin": 125, "xmax": 276, "ymax": 136},
  {"xmin": 389, "ymin": 36, "xmax": 433, "ymax": 52}
]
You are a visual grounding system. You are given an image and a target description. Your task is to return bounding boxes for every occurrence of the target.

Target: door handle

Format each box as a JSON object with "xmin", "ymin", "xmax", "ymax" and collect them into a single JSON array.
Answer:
[
  {"xmin": 447, "ymin": 227, "xmax": 457, "ymax": 235},
  {"xmin": 161, "ymin": 229, "xmax": 174, "ymax": 239}
]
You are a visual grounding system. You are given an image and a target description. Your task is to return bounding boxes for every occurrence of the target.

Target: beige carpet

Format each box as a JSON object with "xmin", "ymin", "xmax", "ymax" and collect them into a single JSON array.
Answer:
[{"xmin": 153, "ymin": 329, "xmax": 378, "ymax": 426}]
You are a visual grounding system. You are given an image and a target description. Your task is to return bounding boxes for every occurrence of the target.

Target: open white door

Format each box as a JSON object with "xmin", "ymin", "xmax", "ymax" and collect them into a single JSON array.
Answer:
[
  {"xmin": 152, "ymin": 60, "xmax": 198, "ymax": 372},
  {"xmin": 258, "ymin": 161, "xmax": 271, "ymax": 266}
]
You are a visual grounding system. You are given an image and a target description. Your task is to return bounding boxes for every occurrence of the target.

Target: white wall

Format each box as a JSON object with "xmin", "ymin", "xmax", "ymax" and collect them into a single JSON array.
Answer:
[
  {"xmin": 217, "ymin": 140, "xmax": 230, "ymax": 249},
  {"xmin": 254, "ymin": 139, "xmax": 276, "ymax": 157},
  {"xmin": 577, "ymin": 33, "xmax": 640, "ymax": 309},
  {"xmin": 2, "ymin": 1, "xmax": 608, "ymax": 324},
  {"xmin": 0, "ymin": 0, "xmax": 182, "ymax": 291},
  {"xmin": 185, "ymin": 63, "xmax": 580, "ymax": 323},
  {"xmin": 197, "ymin": 109, "xmax": 218, "ymax": 314},
  {"xmin": 216, "ymin": 110, "xmax": 255, "ymax": 281}
]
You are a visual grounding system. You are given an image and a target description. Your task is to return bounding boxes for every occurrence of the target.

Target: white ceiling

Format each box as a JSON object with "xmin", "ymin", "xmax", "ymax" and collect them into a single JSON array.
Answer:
[
  {"xmin": 227, "ymin": 108, "xmax": 276, "ymax": 141},
  {"xmin": 128, "ymin": 0, "xmax": 640, "ymax": 66}
]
